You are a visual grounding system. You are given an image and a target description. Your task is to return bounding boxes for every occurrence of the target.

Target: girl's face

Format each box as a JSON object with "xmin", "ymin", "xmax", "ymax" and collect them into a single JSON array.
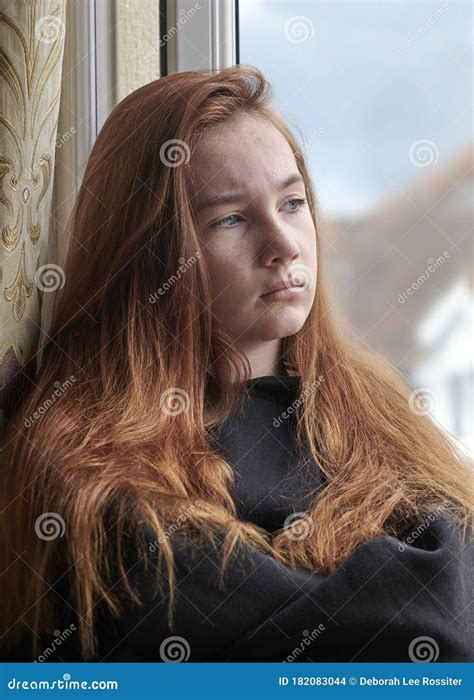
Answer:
[{"xmin": 190, "ymin": 112, "xmax": 317, "ymax": 369}]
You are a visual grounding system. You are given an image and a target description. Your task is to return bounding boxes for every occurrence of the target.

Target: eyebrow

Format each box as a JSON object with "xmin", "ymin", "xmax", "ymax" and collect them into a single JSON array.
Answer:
[{"xmin": 196, "ymin": 173, "xmax": 305, "ymax": 212}]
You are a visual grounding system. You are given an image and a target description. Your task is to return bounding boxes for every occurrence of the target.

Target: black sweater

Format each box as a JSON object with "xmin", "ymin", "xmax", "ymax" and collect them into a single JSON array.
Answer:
[{"xmin": 3, "ymin": 375, "xmax": 473, "ymax": 662}]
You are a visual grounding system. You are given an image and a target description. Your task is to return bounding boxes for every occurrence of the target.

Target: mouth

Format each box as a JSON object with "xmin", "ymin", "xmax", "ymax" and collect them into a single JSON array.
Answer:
[{"xmin": 260, "ymin": 281, "xmax": 304, "ymax": 297}]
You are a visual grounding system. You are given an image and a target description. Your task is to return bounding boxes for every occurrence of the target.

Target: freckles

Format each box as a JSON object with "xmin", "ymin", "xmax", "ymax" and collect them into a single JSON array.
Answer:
[
  {"xmin": 215, "ymin": 245, "xmax": 247, "ymax": 272},
  {"xmin": 205, "ymin": 238, "xmax": 252, "ymax": 293},
  {"xmin": 207, "ymin": 254, "xmax": 238, "ymax": 292}
]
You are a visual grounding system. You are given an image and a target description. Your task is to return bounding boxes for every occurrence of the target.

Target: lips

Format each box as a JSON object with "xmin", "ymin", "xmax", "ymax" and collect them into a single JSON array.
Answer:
[{"xmin": 261, "ymin": 280, "xmax": 304, "ymax": 297}]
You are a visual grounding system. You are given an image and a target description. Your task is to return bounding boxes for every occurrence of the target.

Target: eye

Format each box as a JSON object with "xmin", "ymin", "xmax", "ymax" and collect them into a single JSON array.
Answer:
[
  {"xmin": 211, "ymin": 198, "xmax": 307, "ymax": 230},
  {"xmin": 212, "ymin": 213, "xmax": 242, "ymax": 230},
  {"xmin": 283, "ymin": 197, "xmax": 307, "ymax": 212}
]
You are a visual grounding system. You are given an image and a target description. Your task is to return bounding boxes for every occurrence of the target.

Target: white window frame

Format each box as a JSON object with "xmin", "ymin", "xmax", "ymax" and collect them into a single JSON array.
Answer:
[
  {"xmin": 163, "ymin": 0, "xmax": 237, "ymax": 74},
  {"xmin": 94, "ymin": 0, "xmax": 120, "ymax": 134},
  {"xmin": 64, "ymin": 0, "xmax": 236, "ymax": 192},
  {"xmin": 64, "ymin": 0, "xmax": 119, "ymax": 193}
]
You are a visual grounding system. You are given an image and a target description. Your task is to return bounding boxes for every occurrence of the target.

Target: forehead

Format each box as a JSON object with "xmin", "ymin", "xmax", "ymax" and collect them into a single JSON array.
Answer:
[{"xmin": 189, "ymin": 112, "xmax": 298, "ymax": 198}]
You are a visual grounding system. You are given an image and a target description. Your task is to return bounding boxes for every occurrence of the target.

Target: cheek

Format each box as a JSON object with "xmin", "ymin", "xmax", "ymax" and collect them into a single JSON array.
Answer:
[
  {"xmin": 207, "ymin": 262, "xmax": 250, "ymax": 324},
  {"xmin": 304, "ymin": 226, "xmax": 318, "ymax": 268},
  {"xmin": 205, "ymin": 245, "xmax": 250, "ymax": 295}
]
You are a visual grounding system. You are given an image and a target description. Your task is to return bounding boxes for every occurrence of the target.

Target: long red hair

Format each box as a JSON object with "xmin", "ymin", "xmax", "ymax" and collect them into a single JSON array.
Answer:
[{"xmin": 1, "ymin": 64, "xmax": 472, "ymax": 660}]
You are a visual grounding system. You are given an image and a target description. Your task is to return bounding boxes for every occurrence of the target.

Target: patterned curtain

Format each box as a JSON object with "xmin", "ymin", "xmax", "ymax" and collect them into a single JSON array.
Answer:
[{"xmin": 0, "ymin": 0, "xmax": 66, "ymax": 429}]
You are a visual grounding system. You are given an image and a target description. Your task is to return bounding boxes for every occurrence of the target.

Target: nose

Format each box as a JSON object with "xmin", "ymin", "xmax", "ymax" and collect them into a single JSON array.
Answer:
[{"xmin": 258, "ymin": 214, "xmax": 300, "ymax": 267}]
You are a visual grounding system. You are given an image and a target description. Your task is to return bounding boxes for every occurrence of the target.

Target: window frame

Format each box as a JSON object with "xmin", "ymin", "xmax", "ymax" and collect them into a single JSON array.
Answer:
[
  {"xmin": 65, "ymin": 0, "xmax": 119, "ymax": 191},
  {"xmin": 161, "ymin": 0, "xmax": 238, "ymax": 75}
]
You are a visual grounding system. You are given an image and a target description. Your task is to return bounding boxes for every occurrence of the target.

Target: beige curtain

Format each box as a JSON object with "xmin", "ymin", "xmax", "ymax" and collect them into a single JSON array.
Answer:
[{"xmin": 0, "ymin": 0, "xmax": 66, "ymax": 428}]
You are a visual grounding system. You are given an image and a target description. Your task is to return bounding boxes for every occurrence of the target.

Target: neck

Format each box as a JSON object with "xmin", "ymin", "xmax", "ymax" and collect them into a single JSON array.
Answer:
[{"xmin": 240, "ymin": 339, "xmax": 287, "ymax": 379}]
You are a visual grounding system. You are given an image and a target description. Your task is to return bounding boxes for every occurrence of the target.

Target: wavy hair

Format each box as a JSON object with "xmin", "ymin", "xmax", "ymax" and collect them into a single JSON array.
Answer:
[{"xmin": 1, "ymin": 64, "xmax": 472, "ymax": 660}]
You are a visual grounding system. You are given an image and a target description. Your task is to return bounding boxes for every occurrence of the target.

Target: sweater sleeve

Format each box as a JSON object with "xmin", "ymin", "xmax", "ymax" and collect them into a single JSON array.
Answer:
[
  {"xmin": 90, "ymin": 512, "xmax": 472, "ymax": 663},
  {"xmin": 216, "ymin": 514, "xmax": 473, "ymax": 662}
]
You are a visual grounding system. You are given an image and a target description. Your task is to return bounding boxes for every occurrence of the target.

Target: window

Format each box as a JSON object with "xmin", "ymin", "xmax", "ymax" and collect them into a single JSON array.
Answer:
[{"xmin": 237, "ymin": 0, "xmax": 472, "ymax": 450}]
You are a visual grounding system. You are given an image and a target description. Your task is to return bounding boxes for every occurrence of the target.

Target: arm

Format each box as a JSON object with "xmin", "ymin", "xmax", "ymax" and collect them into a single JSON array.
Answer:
[
  {"xmin": 216, "ymin": 513, "xmax": 473, "ymax": 662},
  {"xmin": 95, "ymin": 513, "xmax": 472, "ymax": 662}
]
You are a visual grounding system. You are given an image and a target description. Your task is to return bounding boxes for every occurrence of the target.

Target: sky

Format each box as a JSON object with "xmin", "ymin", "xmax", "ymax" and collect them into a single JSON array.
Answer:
[{"xmin": 239, "ymin": 0, "xmax": 472, "ymax": 218}]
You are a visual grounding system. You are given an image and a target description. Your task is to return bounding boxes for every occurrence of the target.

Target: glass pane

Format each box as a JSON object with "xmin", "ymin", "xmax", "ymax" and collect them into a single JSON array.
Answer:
[{"xmin": 239, "ymin": 0, "xmax": 473, "ymax": 453}]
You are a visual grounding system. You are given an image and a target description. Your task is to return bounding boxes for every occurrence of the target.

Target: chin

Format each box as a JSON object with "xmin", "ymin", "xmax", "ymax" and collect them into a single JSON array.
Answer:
[{"xmin": 258, "ymin": 310, "xmax": 309, "ymax": 339}]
